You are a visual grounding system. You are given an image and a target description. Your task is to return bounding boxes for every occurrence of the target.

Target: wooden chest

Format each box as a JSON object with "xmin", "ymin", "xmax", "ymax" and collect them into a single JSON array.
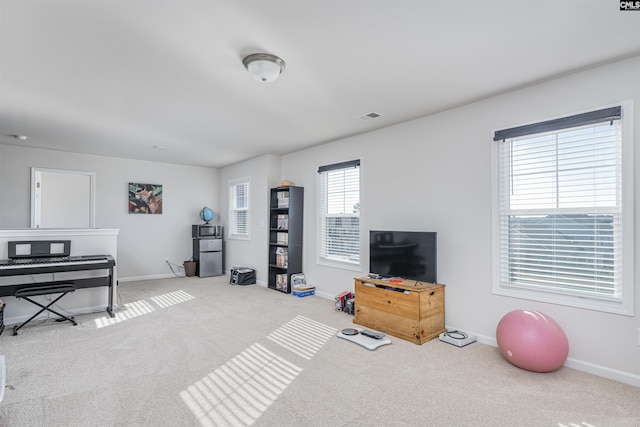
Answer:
[{"xmin": 353, "ymin": 278, "xmax": 445, "ymax": 345}]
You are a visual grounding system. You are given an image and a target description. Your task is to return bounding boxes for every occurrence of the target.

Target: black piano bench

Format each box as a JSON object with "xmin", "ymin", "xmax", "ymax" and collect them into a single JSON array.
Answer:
[{"xmin": 13, "ymin": 284, "xmax": 77, "ymax": 335}]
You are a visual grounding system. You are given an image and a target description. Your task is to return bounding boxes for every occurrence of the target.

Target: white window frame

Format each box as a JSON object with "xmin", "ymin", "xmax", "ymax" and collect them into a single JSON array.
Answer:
[
  {"xmin": 317, "ymin": 160, "xmax": 362, "ymax": 271},
  {"xmin": 491, "ymin": 102, "xmax": 634, "ymax": 315},
  {"xmin": 228, "ymin": 177, "xmax": 250, "ymax": 240}
]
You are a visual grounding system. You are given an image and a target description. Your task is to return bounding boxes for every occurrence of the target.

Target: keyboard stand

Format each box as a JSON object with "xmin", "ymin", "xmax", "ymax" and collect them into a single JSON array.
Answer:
[{"xmin": 13, "ymin": 284, "xmax": 77, "ymax": 335}]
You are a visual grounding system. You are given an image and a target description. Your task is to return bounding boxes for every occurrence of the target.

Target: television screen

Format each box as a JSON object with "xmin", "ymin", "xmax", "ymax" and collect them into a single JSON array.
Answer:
[{"xmin": 369, "ymin": 230, "xmax": 437, "ymax": 283}]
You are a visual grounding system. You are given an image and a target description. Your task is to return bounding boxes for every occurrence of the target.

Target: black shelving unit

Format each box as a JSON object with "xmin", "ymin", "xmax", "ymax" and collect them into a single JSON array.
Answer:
[{"xmin": 268, "ymin": 186, "xmax": 303, "ymax": 293}]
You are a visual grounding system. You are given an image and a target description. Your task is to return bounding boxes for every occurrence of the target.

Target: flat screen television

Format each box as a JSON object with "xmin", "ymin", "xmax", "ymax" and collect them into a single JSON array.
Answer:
[{"xmin": 369, "ymin": 230, "xmax": 437, "ymax": 283}]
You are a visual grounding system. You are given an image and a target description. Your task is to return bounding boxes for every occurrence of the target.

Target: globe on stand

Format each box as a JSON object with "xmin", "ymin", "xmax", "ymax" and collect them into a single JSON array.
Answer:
[{"xmin": 200, "ymin": 207, "xmax": 214, "ymax": 224}]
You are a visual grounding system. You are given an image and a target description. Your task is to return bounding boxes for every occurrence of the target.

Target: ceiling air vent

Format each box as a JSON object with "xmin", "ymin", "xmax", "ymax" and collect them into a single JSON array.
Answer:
[{"xmin": 357, "ymin": 112, "xmax": 383, "ymax": 121}]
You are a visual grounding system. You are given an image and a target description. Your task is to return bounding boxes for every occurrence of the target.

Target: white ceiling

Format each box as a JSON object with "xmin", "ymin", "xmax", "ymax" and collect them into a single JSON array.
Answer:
[{"xmin": 1, "ymin": 1, "xmax": 639, "ymax": 168}]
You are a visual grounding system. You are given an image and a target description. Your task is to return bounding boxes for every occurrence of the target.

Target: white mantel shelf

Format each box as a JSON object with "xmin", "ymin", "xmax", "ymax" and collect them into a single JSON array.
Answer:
[{"xmin": 0, "ymin": 228, "xmax": 119, "ymax": 238}]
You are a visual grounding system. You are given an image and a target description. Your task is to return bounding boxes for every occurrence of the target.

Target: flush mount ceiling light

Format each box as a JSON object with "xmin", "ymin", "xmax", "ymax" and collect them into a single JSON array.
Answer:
[{"xmin": 242, "ymin": 53, "xmax": 286, "ymax": 83}]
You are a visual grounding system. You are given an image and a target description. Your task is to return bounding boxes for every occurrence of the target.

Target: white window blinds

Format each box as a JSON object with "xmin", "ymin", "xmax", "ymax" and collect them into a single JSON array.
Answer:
[
  {"xmin": 229, "ymin": 178, "xmax": 249, "ymax": 237},
  {"xmin": 318, "ymin": 160, "xmax": 361, "ymax": 267},
  {"xmin": 494, "ymin": 108, "xmax": 627, "ymax": 305}
]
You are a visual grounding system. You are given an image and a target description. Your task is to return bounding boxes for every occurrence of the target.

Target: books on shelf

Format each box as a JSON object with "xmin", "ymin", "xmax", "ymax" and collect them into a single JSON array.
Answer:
[
  {"xmin": 275, "ymin": 274, "xmax": 288, "ymax": 291},
  {"xmin": 277, "ymin": 214, "xmax": 288, "ymax": 230},
  {"xmin": 276, "ymin": 232, "xmax": 288, "ymax": 246},
  {"xmin": 275, "ymin": 247, "xmax": 288, "ymax": 268},
  {"xmin": 277, "ymin": 191, "xmax": 290, "ymax": 208}
]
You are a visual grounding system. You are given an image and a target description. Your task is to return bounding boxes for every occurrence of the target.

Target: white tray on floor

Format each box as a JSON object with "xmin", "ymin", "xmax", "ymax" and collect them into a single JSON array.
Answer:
[{"xmin": 337, "ymin": 328, "xmax": 391, "ymax": 350}]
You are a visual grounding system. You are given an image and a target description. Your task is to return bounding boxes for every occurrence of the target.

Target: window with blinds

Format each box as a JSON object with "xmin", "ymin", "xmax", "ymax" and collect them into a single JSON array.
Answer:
[
  {"xmin": 317, "ymin": 160, "xmax": 361, "ymax": 268},
  {"xmin": 228, "ymin": 177, "xmax": 249, "ymax": 239},
  {"xmin": 492, "ymin": 105, "xmax": 634, "ymax": 314}
]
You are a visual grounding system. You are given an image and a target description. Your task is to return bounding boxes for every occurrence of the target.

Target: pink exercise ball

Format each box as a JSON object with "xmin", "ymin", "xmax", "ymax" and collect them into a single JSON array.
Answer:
[{"xmin": 496, "ymin": 309, "xmax": 569, "ymax": 373}]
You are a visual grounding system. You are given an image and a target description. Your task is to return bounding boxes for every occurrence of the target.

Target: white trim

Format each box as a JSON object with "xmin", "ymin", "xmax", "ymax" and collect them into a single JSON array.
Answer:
[
  {"xmin": 30, "ymin": 167, "xmax": 96, "ymax": 229},
  {"xmin": 563, "ymin": 357, "xmax": 640, "ymax": 388},
  {"xmin": 118, "ymin": 273, "xmax": 183, "ymax": 282},
  {"xmin": 315, "ymin": 159, "xmax": 362, "ymax": 271},
  {"xmin": 316, "ymin": 257, "xmax": 363, "ymax": 272},
  {"xmin": 226, "ymin": 234, "xmax": 250, "ymax": 241},
  {"xmin": 0, "ymin": 228, "xmax": 119, "ymax": 238},
  {"xmin": 227, "ymin": 176, "xmax": 251, "ymax": 239},
  {"xmin": 445, "ymin": 326, "xmax": 640, "ymax": 388},
  {"xmin": 491, "ymin": 101, "xmax": 634, "ymax": 316},
  {"xmin": 620, "ymin": 100, "xmax": 635, "ymax": 316},
  {"xmin": 491, "ymin": 286, "xmax": 632, "ymax": 316}
]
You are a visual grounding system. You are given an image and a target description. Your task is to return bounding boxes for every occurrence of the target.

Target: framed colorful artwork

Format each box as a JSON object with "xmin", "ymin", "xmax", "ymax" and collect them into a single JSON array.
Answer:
[{"xmin": 129, "ymin": 183, "xmax": 163, "ymax": 214}]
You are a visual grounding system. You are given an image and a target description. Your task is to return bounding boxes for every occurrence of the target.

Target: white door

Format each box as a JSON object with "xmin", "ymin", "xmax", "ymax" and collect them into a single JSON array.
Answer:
[{"xmin": 31, "ymin": 168, "xmax": 95, "ymax": 228}]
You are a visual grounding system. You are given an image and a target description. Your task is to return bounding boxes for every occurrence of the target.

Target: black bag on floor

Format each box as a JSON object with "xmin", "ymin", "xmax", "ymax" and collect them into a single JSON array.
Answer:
[{"xmin": 230, "ymin": 267, "xmax": 256, "ymax": 285}]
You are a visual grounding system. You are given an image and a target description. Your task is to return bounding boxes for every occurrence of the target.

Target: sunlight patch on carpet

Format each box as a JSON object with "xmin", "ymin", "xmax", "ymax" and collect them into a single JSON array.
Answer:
[
  {"xmin": 180, "ymin": 343, "xmax": 302, "ymax": 426},
  {"xmin": 180, "ymin": 315, "xmax": 336, "ymax": 426},
  {"xmin": 93, "ymin": 299, "xmax": 155, "ymax": 328},
  {"xmin": 91, "ymin": 290, "xmax": 194, "ymax": 328},
  {"xmin": 266, "ymin": 315, "xmax": 337, "ymax": 360},
  {"xmin": 557, "ymin": 422, "xmax": 596, "ymax": 427},
  {"xmin": 151, "ymin": 289, "xmax": 195, "ymax": 308}
]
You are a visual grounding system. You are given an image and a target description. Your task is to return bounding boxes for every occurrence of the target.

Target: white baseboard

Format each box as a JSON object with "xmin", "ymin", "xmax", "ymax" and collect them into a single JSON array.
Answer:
[
  {"xmin": 446, "ymin": 326, "xmax": 640, "ymax": 388},
  {"xmin": 563, "ymin": 357, "xmax": 640, "ymax": 388},
  {"xmin": 119, "ymin": 272, "xmax": 243, "ymax": 283},
  {"xmin": 315, "ymin": 290, "xmax": 338, "ymax": 300},
  {"xmin": 118, "ymin": 273, "xmax": 183, "ymax": 282}
]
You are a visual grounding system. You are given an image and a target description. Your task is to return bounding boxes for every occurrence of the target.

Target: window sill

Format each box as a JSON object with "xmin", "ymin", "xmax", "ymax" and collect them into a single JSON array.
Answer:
[
  {"xmin": 227, "ymin": 234, "xmax": 250, "ymax": 241},
  {"xmin": 492, "ymin": 283, "xmax": 633, "ymax": 316},
  {"xmin": 317, "ymin": 257, "xmax": 361, "ymax": 272}
]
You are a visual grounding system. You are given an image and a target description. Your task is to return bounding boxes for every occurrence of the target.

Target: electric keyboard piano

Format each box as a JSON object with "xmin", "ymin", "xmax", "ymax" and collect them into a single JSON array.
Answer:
[{"xmin": 0, "ymin": 255, "xmax": 116, "ymax": 317}]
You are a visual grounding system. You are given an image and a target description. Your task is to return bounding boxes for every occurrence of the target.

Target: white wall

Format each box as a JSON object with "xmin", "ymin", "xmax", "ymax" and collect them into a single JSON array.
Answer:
[
  {"xmin": 0, "ymin": 145, "xmax": 219, "ymax": 279},
  {"xmin": 219, "ymin": 154, "xmax": 281, "ymax": 283},
  {"xmin": 279, "ymin": 56, "xmax": 640, "ymax": 384}
]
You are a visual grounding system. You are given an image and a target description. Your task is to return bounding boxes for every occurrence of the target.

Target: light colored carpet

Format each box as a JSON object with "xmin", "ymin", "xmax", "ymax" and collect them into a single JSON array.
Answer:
[{"xmin": 0, "ymin": 276, "xmax": 639, "ymax": 426}]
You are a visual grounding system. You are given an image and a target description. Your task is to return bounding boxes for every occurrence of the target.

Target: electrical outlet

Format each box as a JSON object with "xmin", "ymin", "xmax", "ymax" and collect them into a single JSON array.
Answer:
[{"xmin": 637, "ymin": 328, "xmax": 640, "ymax": 347}]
